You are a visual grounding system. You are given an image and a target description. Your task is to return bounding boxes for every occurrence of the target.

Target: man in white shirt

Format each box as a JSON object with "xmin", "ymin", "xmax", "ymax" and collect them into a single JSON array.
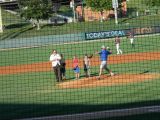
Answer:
[{"xmin": 49, "ymin": 49, "xmax": 62, "ymax": 82}]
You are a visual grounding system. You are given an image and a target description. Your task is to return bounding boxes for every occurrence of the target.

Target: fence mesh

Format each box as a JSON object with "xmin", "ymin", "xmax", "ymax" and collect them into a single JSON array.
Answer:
[{"xmin": 0, "ymin": 0, "xmax": 160, "ymax": 119}]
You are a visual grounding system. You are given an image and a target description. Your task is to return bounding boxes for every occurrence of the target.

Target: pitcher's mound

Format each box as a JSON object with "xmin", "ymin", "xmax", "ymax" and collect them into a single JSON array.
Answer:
[{"xmin": 58, "ymin": 73, "xmax": 160, "ymax": 89}]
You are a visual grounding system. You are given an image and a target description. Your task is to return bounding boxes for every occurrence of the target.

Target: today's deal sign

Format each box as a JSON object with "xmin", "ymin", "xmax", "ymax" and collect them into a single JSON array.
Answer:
[{"xmin": 85, "ymin": 30, "xmax": 126, "ymax": 40}]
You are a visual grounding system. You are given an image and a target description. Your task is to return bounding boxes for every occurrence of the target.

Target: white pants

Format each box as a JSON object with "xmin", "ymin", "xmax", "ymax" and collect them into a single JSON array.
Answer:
[
  {"xmin": 130, "ymin": 38, "xmax": 134, "ymax": 44},
  {"xmin": 100, "ymin": 61, "xmax": 107, "ymax": 69},
  {"xmin": 116, "ymin": 44, "xmax": 122, "ymax": 54}
]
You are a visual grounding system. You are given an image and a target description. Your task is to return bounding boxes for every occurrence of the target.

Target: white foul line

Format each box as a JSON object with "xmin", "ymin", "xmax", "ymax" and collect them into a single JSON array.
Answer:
[{"xmin": 19, "ymin": 105, "xmax": 160, "ymax": 120}]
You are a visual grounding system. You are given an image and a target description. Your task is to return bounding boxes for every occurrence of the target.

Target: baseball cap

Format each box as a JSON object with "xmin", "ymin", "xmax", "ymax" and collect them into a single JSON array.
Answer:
[{"xmin": 101, "ymin": 45, "xmax": 106, "ymax": 49}]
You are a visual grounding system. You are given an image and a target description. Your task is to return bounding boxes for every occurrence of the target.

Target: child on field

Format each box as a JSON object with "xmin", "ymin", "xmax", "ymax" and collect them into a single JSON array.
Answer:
[
  {"xmin": 60, "ymin": 54, "xmax": 66, "ymax": 80},
  {"xmin": 73, "ymin": 56, "xmax": 80, "ymax": 80},
  {"xmin": 83, "ymin": 54, "xmax": 91, "ymax": 78}
]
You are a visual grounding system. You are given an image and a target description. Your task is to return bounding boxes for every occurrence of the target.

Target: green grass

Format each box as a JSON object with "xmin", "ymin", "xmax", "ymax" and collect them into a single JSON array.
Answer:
[
  {"xmin": 1, "ymin": 8, "xmax": 160, "ymax": 40},
  {"xmin": 0, "ymin": 35, "xmax": 160, "ymax": 66},
  {"xmin": 0, "ymin": 2, "xmax": 160, "ymax": 120},
  {"xmin": 1, "ymin": 6, "xmax": 160, "ymax": 119},
  {"xmin": 0, "ymin": 69, "xmax": 160, "ymax": 119},
  {"xmin": 0, "ymin": 41, "xmax": 160, "ymax": 119},
  {"xmin": 0, "ymin": 36, "xmax": 160, "ymax": 118}
]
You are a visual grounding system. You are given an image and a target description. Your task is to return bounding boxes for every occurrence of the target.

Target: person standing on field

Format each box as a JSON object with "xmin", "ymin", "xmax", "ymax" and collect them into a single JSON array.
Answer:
[
  {"xmin": 128, "ymin": 32, "xmax": 135, "ymax": 48},
  {"xmin": 96, "ymin": 45, "xmax": 114, "ymax": 80},
  {"xmin": 83, "ymin": 54, "xmax": 91, "ymax": 78},
  {"xmin": 60, "ymin": 54, "xmax": 66, "ymax": 80},
  {"xmin": 73, "ymin": 55, "xmax": 80, "ymax": 80},
  {"xmin": 115, "ymin": 36, "xmax": 123, "ymax": 55},
  {"xmin": 49, "ymin": 50, "xmax": 62, "ymax": 82}
]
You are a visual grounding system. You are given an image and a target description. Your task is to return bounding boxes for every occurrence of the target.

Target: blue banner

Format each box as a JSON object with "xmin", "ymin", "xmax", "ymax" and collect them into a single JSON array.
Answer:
[
  {"xmin": 85, "ymin": 26, "xmax": 160, "ymax": 40},
  {"xmin": 85, "ymin": 30, "xmax": 128, "ymax": 40}
]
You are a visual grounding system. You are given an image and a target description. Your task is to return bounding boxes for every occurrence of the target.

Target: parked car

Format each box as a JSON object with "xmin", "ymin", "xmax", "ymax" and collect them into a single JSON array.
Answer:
[{"xmin": 50, "ymin": 15, "xmax": 73, "ymax": 25}]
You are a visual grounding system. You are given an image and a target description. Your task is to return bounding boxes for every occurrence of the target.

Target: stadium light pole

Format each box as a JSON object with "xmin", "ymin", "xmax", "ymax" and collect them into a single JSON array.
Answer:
[
  {"xmin": 0, "ymin": 5, "xmax": 3, "ymax": 33},
  {"xmin": 112, "ymin": 0, "xmax": 118, "ymax": 25}
]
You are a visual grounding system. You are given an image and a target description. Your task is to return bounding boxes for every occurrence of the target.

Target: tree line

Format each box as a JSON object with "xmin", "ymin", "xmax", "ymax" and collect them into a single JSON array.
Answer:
[{"xmin": 17, "ymin": 0, "xmax": 160, "ymax": 30}]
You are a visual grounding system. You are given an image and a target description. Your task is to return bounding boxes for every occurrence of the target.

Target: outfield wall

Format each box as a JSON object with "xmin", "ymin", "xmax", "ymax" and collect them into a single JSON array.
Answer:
[
  {"xmin": 0, "ymin": 26, "xmax": 160, "ymax": 49},
  {"xmin": 85, "ymin": 26, "xmax": 160, "ymax": 40},
  {"xmin": 0, "ymin": 33, "xmax": 85, "ymax": 49}
]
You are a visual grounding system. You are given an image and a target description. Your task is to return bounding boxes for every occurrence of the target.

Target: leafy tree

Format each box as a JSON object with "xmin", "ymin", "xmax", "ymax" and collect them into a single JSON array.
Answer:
[
  {"xmin": 85, "ymin": 0, "xmax": 112, "ymax": 22},
  {"xmin": 141, "ymin": 0, "xmax": 160, "ymax": 14},
  {"xmin": 18, "ymin": 0, "xmax": 53, "ymax": 30},
  {"xmin": 143, "ymin": 0, "xmax": 160, "ymax": 7},
  {"xmin": 85, "ymin": 0, "xmax": 123, "ymax": 22}
]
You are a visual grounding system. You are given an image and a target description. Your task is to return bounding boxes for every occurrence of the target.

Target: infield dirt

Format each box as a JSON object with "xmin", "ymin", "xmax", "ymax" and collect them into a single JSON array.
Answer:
[
  {"xmin": 0, "ymin": 52, "xmax": 160, "ymax": 75},
  {"xmin": 58, "ymin": 73, "xmax": 160, "ymax": 89}
]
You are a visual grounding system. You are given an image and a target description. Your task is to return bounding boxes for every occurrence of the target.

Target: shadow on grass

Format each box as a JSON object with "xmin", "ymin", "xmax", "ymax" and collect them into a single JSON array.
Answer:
[
  {"xmin": 42, "ymin": 23, "xmax": 66, "ymax": 28},
  {"xmin": 0, "ymin": 100, "xmax": 160, "ymax": 120},
  {"xmin": 5, "ymin": 23, "xmax": 29, "ymax": 29},
  {"xmin": 1, "ymin": 26, "xmax": 34, "ymax": 40}
]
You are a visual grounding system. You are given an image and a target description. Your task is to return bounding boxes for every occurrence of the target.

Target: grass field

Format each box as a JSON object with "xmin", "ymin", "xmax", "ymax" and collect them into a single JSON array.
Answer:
[
  {"xmin": 0, "ymin": 34, "xmax": 160, "ymax": 119},
  {"xmin": 0, "ymin": 34, "xmax": 160, "ymax": 66},
  {"xmin": 0, "ymin": 1, "xmax": 160, "ymax": 119}
]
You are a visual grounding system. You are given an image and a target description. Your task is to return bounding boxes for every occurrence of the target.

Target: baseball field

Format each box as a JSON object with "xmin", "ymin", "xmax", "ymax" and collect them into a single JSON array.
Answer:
[{"xmin": 0, "ymin": 34, "xmax": 160, "ymax": 119}]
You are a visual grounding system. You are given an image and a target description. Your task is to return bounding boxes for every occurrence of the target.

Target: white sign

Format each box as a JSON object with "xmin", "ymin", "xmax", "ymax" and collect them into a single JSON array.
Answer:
[{"xmin": 112, "ymin": 0, "xmax": 118, "ymax": 8}]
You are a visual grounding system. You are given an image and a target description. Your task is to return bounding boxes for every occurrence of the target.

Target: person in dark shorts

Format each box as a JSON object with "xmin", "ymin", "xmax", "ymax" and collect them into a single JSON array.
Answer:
[
  {"xmin": 83, "ymin": 54, "xmax": 91, "ymax": 78},
  {"xmin": 60, "ymin": 54, "xmax": 66, "ymax": 80}
]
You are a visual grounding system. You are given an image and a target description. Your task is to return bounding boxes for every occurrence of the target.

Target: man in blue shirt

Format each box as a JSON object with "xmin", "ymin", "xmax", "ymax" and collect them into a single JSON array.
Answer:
[{"xmin": 96, "ymin": 45, "xmax": 114, "ymax": 79}]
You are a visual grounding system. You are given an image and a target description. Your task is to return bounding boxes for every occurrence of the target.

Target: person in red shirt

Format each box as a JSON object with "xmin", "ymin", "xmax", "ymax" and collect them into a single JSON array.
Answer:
[{"xmin": 73, "ymin": 55, "xmax": 80, "ymax": 80}]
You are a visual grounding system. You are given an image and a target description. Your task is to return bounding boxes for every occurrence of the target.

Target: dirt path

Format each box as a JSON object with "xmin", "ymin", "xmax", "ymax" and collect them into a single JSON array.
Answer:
[{"xmin": 0, "ymin": 52, "xmax": 160, "ymax": 75}]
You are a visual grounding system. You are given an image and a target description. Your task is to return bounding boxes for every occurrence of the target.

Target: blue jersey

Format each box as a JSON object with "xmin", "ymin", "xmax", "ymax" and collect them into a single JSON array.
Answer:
[{"xmin": 99, "ymin": 49, "xmax": 111, "ymax": 61}]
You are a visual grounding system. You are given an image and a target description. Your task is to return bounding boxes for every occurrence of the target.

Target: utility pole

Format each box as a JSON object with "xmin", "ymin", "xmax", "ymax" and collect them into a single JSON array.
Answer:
[
  {"xmin": 114, "ymin": 6, "xmax": 118, "ymax": 24},
  {"xmin": 82, "ymin": 0, "xmax": 84, "ymax": 21},
  {"xmin": 70, "ymin": 0, "xmax": 76, "ymax": 23},
  {"xmin": 0, "ymin": 5, "xmax": 3, "ymax": 33},
  {"xmin": 112, "ymin": 0, "xmax": 118, "ymax": 25}
]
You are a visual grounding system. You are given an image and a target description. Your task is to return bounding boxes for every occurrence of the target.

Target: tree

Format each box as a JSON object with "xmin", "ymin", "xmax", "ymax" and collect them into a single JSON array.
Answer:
[
  {"xmin": 142, "ymin": 0, "xmax": 160, "ymax": 15},
  {"xmin": 143, "ymin": 0, "xmax": 160, "ymax": 7},
  {"xmin": 85, "ymin": 0, "xmax": 112, "ymax": 22},
  {"xmin": 18, "ymin": 0, "xmax": 53, "ymax": 30}
]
